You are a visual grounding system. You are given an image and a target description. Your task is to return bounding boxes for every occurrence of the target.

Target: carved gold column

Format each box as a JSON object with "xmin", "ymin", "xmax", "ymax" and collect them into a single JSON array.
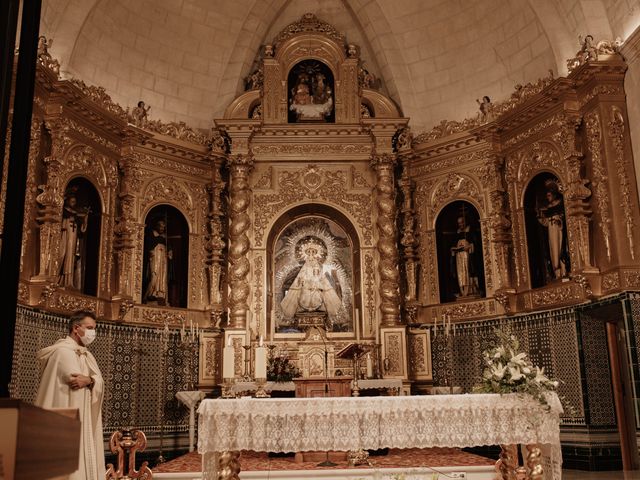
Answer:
[
  {"xmin": 32, "ymin": 118, "xmax": 71, "ymax": 283},
  {"xmin": 371, "ymin": 153, "xmax": 401, "ymax": 326},
  {"xmin": 227, "ymin": 153, "xmax": 254, "ymax": 329},
  {"xmin": 486, "ymin": 152, "xmax": 515, "ymax": 312},
  {"xmin": 558, "ymin": 116, "xmax": 598, "ymax": 274},
  {"xmin": 398, "ymin": 151, "xmax": 417, "ymax": 321},
  {"xmin": 205, "ymin": 150, "xmax": 227, "ymax": 327},
  {"xmin": 113, "ymin": 147, "xmax": 142, "ymax": 309},
  {"xmin": 20, "ymin": 118, "xmax": 42, "ymax": 276}
]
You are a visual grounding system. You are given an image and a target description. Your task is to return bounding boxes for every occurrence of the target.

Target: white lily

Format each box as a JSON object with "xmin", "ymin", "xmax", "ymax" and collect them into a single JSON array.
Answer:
[
  {"xmin": 508, "ymin": 365, "xmax": 524, "ymax": 382},
  {"xmin": 491, "ymin": 362, "xmax": 507, "ymax": 380}
]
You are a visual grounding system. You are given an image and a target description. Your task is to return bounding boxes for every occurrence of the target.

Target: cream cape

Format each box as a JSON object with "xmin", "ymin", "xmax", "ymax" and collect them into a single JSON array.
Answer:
[{"xmin": 35, "ymin": 336, "xmax": 106, "ymax": 480}]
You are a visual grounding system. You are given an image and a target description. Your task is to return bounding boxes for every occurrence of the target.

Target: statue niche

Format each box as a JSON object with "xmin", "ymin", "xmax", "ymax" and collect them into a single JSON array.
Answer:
[
  {"xmin": 58, "ymin": 178, "xmax": 101, "ymax": 296},
  {"xmin": 274, "ymin": 217, "xmax": 353, "ymax": 333},
  {"xmin": 436, "ymin": 201, "xmax": 485, "ymax": 303},
  {"xmin": 288, "ymin": 60, "xmax": 335, "ymax": 123},
  {"xmin": 142, "ymin": 205, "xmax": 189, "ymax": 308},
  {"xmin": 524, "ymin": 173, "xmax": 570, "ymax": 288}
]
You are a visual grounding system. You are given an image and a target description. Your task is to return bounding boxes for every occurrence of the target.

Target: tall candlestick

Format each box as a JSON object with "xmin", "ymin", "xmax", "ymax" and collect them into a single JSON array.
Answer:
[
  {"xmin": 366, "ymin": 353, "xmax": 373, "ymax": 378},
  {"xmin": 223, "ymin": 343, "xmax": 235, "ymax": 379},
  {"xmin": 255, "ymin": 346, "xmax": 267, "ymax": 379}
]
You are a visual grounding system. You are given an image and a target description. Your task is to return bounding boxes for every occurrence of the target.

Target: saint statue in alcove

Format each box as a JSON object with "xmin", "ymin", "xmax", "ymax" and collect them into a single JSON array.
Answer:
[
  {"xmin": 524, "ymin": 174, "xmax": 571, "ymax": 288},
  {"xmin": 58, "ymin": 193, "xmax": 90, "ymax": 289},
  {"xmin": 450, "ymin": 215, "xmax": 481, "ymax": 298},
  {"xmin": 143, "ymin": 218, "xmax": 173, "ymax": 306},
  {"xmin": 536, "ymin": 179, "xmax": 569, "ymax": 281}
]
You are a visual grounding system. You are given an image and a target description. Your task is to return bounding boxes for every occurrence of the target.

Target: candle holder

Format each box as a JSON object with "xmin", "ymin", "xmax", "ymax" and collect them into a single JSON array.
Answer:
[
  {"xmin": 241, "ymin": 345, "xmax": 253, "ymax": 381},
  {"xmin": 221, "ymin": 378, "xmax": 235, "ymax": 399},
  {"xmin": 178, "ymin": 323, "xmax": 199, "ymax": 391},
  {"xmin": 254, "ymin": 378, "xmax": 270, "ymax": 398},
  {"xmin": 374, "ymin": 344, "xmax": 383, "ymax": 379}
]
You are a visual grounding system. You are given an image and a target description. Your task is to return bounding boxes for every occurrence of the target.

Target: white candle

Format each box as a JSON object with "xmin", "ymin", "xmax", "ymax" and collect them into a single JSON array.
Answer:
[
  {"xmin": 255, "ymin": 346, "xmax": 267, "ymax": 379},
  {"xmin": 259, "ymin": 335, "xmax": 263, "ymax": 347},
  {"xmin": 190, "ymin": 319, "xmax": 193, "ymax": 336},
  {"xmin": 366, "ymin": 353, "xmax": 373, "ymax": 378},
  {"xmin": 223, "ymin": 344, "xmax": 235, "ymax": 379},
  {"xmin": 227, "ymin": 335, "xmax": 232, "ymax": 347},
  {"xmin": 355, "ymin": 308, "xmax": 359, "ymax": 321}
]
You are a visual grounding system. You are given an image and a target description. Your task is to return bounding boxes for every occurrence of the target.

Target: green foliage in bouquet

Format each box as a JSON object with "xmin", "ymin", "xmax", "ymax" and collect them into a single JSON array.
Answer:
[
  {"xmin": 267, "ymin": 356, "xmax": 301, "ymax": 382},
  {"xmin": 475, "ymin": 328, "xmax": 559, "ymax": 407}
]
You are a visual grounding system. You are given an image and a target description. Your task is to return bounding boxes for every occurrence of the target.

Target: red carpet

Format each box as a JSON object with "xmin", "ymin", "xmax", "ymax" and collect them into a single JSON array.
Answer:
[{"xmin": 154, "ymin": 448, "xmax": 495, "ymax": 473}]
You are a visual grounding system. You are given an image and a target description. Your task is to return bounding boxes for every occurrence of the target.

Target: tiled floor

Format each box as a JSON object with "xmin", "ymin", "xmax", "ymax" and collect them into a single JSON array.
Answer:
[{"xmin": 563, "ymin": 470, "xmax": 640, "ymax": 479}]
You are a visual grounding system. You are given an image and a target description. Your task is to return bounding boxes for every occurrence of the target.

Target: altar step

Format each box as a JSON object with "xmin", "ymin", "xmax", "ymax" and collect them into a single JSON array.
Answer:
[{"xmin": 154, "ymin": 465, "xmax": 496, "ymax": 480}]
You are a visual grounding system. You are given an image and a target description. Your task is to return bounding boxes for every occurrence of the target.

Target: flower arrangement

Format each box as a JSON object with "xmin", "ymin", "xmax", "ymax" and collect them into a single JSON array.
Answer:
[
  {"xmin": 475, "ymin": 329, "xmax": 559, "ymax": 407},
  {"xmin": 267, "ymin": 356, "xmax": 301, "ymax": 382}
]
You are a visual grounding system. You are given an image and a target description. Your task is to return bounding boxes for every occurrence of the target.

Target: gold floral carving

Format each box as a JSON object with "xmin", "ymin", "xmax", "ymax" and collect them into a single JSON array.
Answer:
[
  {"xmin": 143, "ymin": 119, "xmax": 209, "ymax": 145},
  {"xmin": 429, "ymin": 173, "xmax": 483, "ymax": 219},
  {"xmin": 17, "ymin": 283, "xmax": 29, "ymax": 303},
  {"xmin": 602, "ymin": 272, "xmax": 620, "ymax": 291},
  {"xmin": 141, "ymin": 176, "xmax": 194, "ymax": 215},
  {"xmin": 567, "ymin": 37, "xmax": 622, "ymax": 73},
  {"xmin": 251, "ymin": 144, "xmax": 370, "ymax": 155},
  {"xmin": 253, "ymin": 256, "xmax": 264, "ymax": 332},
  {"xmin": 203, "ymin": 337, "xmax": 218, "ymax": 378},
  {"xmin": 413, "ymin": 149, "xmax": 489, "ymax": 177},
  {"xmin": 408, "ymin": 334, "xmax": 425, "ymax": 375},
  {"xmin": 386, "ymin": 333, "xmax": 402, "ymax": 376},
  {"xmin": 412, "ymin": 71, "xmax": 554, "ymax": 144},
  {"xmin": 608, "ymin": 106, "xmax": 635, "ymax": 259},
  {"xmin": 481, "ymin": 221, "xmax": 493, "ymax": 291},
  {"xmin": 253, "ymin": 166, "xmax": 373, "ymax": 247},
  {"xmin": 580, "ymin": 85, "xmax": 623, "ymax": 108},
  {"xmin": 441, "ymin": 301, "xmax": 487, "ymax": 319},
  {"xmin": 624, "ymin": 271, "xmax": 640, "ymax": 288},
  {"xmin": 504, "ymin": 113, "xmax": 565, "ymax": 148},
  {"xmin": 585, "ymin": 111, "xmax": 612, "ymax": 260},
  {"xmin": 351, "ymin": 166, "xmax": 372, "ymax": 189},
  {"xmin": 531, "ymin": 283, "xmax": 582, "ymax": 307},
  {"xmin": 20, "ymin": 119, "xmax": 42, "ymax": 272},
  {"xmin": 364, "ymin": 253, "xmax": 376, "ymax": 334},
  {"xmin": 273, "ymin": 13, "xmax": 345, "ymax": 48},
  {"xmin": 65, "ymin": 118, "xmax": 119, "ymax": 153},
  {"xmin": 142, "ymin": 154, "xmax": 209, "ymax": 177},
  {"xmin": 69, "ymin": 78, "xmax": 128, "ymax": 119},
  {"xmin": 371, "ymin": 154, "xmax": 401, "ymax": 326},
  {"xmin": 140, "ymin": 308, "xmax": 186, "ymax": 326},
  {"xmin": 51, "ymin": 292, "xmax": 99, "ymax": 314},
  {"xmin": 253, "ymin": 167, "xmax": 272, "ymax": 189}
]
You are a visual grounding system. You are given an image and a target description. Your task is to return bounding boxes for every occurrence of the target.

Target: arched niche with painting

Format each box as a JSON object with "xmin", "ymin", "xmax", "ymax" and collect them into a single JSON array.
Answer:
[
  {"xmin": 59, "ymin": 177, "xmax": 102, "ymax": 296},
  {"xmin": 435, "ymin": 200, "xmax": 485, "ymax": 303},
  {"xmin": 524, "ymin": 172, "xmax": 571, "ymax": 288},
  {"xmin": 142, "ymin": 204, "xmax": 189, "ymax": 308}
]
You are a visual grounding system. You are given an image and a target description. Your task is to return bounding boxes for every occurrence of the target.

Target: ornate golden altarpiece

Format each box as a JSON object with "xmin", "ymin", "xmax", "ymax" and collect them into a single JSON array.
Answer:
[{"xmin": 7, "ymin": 16, "xmax": 640, "ymax": 390}]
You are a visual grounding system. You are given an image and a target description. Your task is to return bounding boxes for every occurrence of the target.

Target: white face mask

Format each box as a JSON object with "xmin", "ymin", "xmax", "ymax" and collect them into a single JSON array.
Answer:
[{"xmin": 80, "ymin": 328, "xmax": 97, "ymax": 346}]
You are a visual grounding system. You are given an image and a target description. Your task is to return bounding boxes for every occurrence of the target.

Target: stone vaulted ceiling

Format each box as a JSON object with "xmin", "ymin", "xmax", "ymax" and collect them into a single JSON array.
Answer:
[{"xmin": 40, "ymin": 0, "xmax": 640, "ymax": 131}]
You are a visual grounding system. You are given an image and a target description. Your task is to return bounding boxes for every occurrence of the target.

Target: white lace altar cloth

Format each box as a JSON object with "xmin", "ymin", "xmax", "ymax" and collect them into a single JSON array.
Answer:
[{"xmin": 198, "ymin": 393, "xmax": 562, "ymax": 479}]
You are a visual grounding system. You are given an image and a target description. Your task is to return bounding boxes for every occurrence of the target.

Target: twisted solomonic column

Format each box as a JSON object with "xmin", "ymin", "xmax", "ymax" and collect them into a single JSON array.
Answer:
[
  {"xmin": 371, "ymin": 153, "xmax": 401, "ymax": 326},
  {"xmin": 227, "ymin": 154, "xmax": 254, "ymax": 329}
]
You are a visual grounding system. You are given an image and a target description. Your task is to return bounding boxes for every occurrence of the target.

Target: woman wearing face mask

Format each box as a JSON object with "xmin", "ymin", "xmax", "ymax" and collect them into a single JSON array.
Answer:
[{"xmin": 35, "ymin": 310, "xmax": 105, "ymax": 480}]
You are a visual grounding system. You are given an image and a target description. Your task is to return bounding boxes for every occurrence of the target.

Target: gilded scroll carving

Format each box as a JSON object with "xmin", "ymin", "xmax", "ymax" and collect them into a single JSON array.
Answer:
[
  {"xmin": 429, "ymin": 173, "xmax": 483, "ymax": 219},
  {"xmin": 408, "ymin": 334, "xmax": 425, "ymax": 375},
  {"xmin": 371, "ymin": 154, "xmax": 401, "ymax": 326},
  {"xmin": 364, "ymin": 252, "xmax": 376, "ymax": 335}
]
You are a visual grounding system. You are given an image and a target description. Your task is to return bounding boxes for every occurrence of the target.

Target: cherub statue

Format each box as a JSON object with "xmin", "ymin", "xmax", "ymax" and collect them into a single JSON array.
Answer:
[
  {"xmin": 131, "ymin": 101, "xmax": 150, "ymax": 127},
  {"xmin": 476, "ymin": 96, "xmax": 493, "ymax": 122}
]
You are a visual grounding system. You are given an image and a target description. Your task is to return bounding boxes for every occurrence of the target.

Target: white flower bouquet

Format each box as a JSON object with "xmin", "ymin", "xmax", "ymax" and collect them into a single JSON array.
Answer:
[{"xmin": 475, "ymin": 329, "xmax": 559, "ymax": 407}]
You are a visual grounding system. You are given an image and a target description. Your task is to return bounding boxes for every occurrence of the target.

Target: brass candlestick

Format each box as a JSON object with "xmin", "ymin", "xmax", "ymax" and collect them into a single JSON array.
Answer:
[{"xmin": 241, "ymin": 345, "xmax": 253, "ymax": 381}]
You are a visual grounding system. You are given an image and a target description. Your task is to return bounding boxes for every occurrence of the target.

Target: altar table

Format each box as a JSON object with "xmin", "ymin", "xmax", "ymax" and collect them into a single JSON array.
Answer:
[{"xmin": 197, "ymin": 393, "xmax": 562, "ymax": 480}]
